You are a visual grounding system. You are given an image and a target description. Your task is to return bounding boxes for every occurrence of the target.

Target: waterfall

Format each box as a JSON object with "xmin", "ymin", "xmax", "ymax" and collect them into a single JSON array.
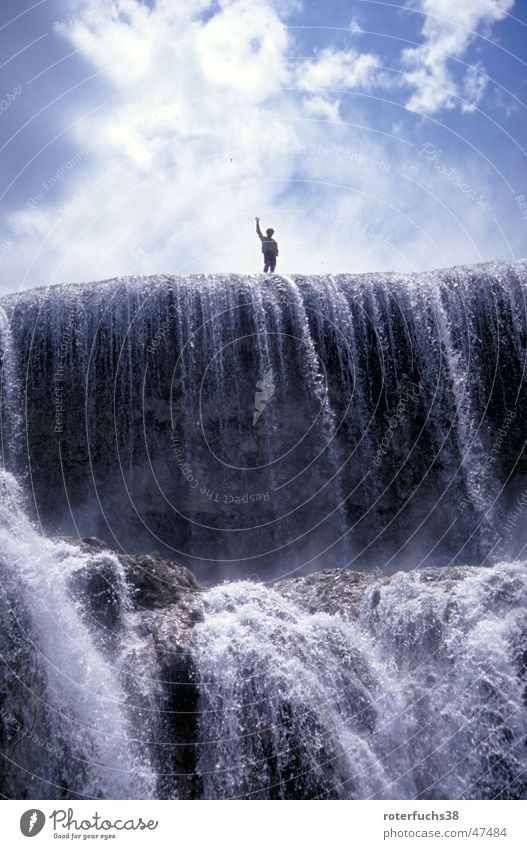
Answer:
[
  {"xmin": 0, "ymin": 308, "xmax": 22, "ymax": 477},
  {"xmin": 0, "ymin": 472, "xmax": 159, "ymax": 799},
  {"xmin": 1, "ymin": 260, "xmax": 526, "ymax": 578},
  {"xmin": 1, "ymin": 261, "xmax": 526, "ymax": 800},
  {"xmin": 193, "ymin": 563, "xmax": 527, "ymax": 800}
]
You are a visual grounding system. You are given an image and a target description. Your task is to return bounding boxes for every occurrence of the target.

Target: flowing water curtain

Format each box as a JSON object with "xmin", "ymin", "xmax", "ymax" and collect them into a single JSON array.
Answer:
[
  {"xmin": 3, "ymin": 262, "xmax": 526, "ymax": 575},
  {"xmin": 192, "ymin": 563, "xmax": 527, "ymax": 800}
]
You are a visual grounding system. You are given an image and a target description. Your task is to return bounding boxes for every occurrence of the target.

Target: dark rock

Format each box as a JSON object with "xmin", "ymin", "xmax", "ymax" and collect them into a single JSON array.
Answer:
[
  {"xmin": 67, "ymin": 552, "xmax": 124, "ymax": 637},
  {"xmin": 66, "ymin": 536, "xmax": 203, "ymax": 610},
  {"xmin": 274, "ymin": 567, "xmax": 391, "ymax": 620},
  {"xmin": 64, "ymin": 537, "xmax": 205, "ymax": 798}
]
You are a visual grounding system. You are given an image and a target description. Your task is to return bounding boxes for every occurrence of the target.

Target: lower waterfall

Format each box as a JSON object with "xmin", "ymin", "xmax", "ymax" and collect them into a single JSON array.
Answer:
[
  {"xmin": 0, "ymin": 473, "xmax": 159, "ymax": 800},
  {"xmin": 1, "ymin": 471, "xmax": 525, "ymax": 799},
  {"xmin": 192, "ymin": 566, "xmax": 527, "ymax": 800}
]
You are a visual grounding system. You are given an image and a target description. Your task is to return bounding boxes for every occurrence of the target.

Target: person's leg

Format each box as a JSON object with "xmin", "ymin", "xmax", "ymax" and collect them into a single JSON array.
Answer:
[
  {"xmin": 263, "ymin": 261, "xmax": 269, "ymax": 272},
  {"xmin": 270, "ymin": 257, "xmax": 276, "ymax": 273}
]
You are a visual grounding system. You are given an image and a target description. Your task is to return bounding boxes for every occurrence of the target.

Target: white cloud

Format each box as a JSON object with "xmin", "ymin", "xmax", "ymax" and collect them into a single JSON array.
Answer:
[
  {"xmin": 196, "ymin": 0, "xmax": 289, "ymax": 94},
  {"xmin": 402, "ymin": 0, "xmax": 514, "ymax": 114},
  {"xmin": 0, "ymin": 0, "xmax": 304, "ymax": 284},
  {"xmin": 302, "ymin": 95, "xmax": 342, "ymax": 122},
  {"xmin": 461, "ymin": 62, "xmax": 488, "ymax": 112},
  {"xmin": 0, "ymin": 0, "xmax": 522, "ymax": 290},
  {"xmin": 295, "ymin": 46, "xmax": 382, "ymax": 122},
  {"xmin": 349, "ymin": 16, "xmax": 364, "ymax": 34},
  {"xmin": 296, "ymin": 47, "xmax": 381, "ymax": 94}
]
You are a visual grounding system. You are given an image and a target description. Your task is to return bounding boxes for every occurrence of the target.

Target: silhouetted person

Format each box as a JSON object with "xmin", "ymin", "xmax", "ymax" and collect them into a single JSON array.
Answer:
[{"xmin": 256, "ymin": 217, "xmax": 278, "ymax": 273}]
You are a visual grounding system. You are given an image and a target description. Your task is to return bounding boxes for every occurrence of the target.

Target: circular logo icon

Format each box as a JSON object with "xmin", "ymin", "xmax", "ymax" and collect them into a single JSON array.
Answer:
[{"xmin": 20, "ymin": 809, "xmax": 46, "ymax": 837}]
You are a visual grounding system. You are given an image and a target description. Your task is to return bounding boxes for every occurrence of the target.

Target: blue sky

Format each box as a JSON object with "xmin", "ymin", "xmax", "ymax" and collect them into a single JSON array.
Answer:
[{"xmin": 0, "ymin": 0, "xmax": 525, "ymax": 291}]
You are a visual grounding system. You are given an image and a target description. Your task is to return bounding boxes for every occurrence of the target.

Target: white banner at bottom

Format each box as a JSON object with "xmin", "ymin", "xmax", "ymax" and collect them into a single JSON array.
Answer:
[{"xmin": 2, "ymin": 799, "xmax": 525, "ymax": 848}]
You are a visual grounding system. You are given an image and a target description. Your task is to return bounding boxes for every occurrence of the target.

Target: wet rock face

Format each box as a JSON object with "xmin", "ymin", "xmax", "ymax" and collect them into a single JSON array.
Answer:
[
  {"xmin": 66, "ymin": 537, "xmax": 204, "ymax": 647},
  {"xmin": 63, "ymin": 544, "xmax": 395, "ymax": 799},
  {"xmin": 3, "ymin": 548, "xmax": 527, "ymax": 800},
  {"xmin": 67, "ymin": 536, "xmax": 205, "ymax": 676},
  {"xmin": 274, "ymin": 568, "xmax": 391, "ymax": 620},
  {"xmin": 70, "ymin": 544, "xmax": 389, "ymax": 628},
  {"xmin": 70, "ymin": 536, "xmax": 203, "ymax": 607},
  {"xmin": 65, "ymin": 537, "xmax": 205, "ymax": 799},
  {"xmin": 4, "ymin": 262, "xmax": 527, "ymax": 579}
]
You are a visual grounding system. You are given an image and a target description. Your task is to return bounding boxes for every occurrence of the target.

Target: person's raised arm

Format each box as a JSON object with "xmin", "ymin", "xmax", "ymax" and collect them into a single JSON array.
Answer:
[{"xmin": 255, "ymin": 217, "xmax": 264, "ymax": 241}]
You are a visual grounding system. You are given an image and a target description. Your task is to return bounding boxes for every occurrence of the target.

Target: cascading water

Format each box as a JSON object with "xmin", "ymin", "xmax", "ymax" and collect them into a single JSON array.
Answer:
[
  {"xmin": 0, "ymin": 473, "xmax": 160, "ymax": 799},
  {"xmin": 1, "ymin": 260, "xmax": 526, "ymax": 579},
  {"xmin": 192, "ymin": 564, "xmax": 527, "ymax": 800},
  {"xmin": 0, "ymin": 261, "xmax": 526, "ymax": 800}
]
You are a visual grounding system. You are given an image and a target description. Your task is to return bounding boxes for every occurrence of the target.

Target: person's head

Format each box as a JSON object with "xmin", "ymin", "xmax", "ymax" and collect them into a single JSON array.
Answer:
[{"xmin": 266, "ymin": 228, "xmax": 274, "ymax": 237}]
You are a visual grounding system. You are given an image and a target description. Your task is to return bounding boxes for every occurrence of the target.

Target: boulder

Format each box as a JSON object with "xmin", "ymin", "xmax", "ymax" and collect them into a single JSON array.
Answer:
[{"xmin": 274, "ymin": 567, "xmax": 391, "ymax": 620}]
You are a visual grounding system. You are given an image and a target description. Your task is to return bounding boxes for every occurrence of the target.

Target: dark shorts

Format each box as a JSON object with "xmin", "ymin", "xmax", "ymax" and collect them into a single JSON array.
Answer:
[{"xmin": 264, "ymin": 251, "xmax": 277, "ymax": 265}]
